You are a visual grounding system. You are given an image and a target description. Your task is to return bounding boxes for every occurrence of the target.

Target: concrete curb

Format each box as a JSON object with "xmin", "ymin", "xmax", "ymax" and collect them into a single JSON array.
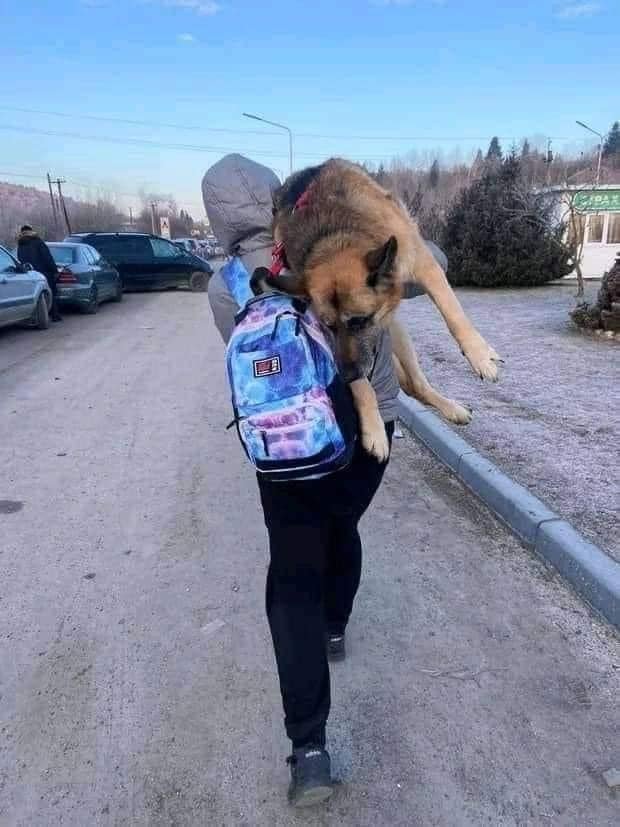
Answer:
[{"xmin": 397, "ymin": 394, "xmax": 620, "ymax": 629}]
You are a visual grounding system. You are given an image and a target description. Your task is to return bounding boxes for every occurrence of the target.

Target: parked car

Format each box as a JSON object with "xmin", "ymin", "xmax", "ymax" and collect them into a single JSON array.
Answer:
[
  {"xmin": 47, "ymin": 242, "xmax": 122, "ymax": 314},
  {"xmin": 0, "ymin": 244, "xmax": 51, "ymax": 330},
  {"xmin": 172, "ymin": 237, "xmax": 199, "ymax": 255},
  {"xmin": 64, "ymin": 233, "xmax": 214, "ymax": 291}
]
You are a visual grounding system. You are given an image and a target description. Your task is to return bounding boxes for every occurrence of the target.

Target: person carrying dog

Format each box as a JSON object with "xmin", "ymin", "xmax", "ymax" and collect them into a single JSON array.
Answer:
[{"xmin": 202, "ymin": 154, "xmax": 446, "ymax": 807}]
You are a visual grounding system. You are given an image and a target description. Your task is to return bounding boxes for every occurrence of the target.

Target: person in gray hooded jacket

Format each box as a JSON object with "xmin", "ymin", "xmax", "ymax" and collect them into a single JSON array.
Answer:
[{"xmin": 202, "ymin": 154, "xmax": 446, "ymax": 806}]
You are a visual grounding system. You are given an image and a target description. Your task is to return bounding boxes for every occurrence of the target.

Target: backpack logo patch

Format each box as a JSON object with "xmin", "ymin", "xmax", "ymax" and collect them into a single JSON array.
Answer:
[{"xmin": 253, "ymin": 355, "xmax": 281, "ymax": 378}]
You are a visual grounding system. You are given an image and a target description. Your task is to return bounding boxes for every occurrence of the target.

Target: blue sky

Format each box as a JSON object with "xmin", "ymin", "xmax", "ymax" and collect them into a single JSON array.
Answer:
[{"xmin": 1, "ymin": 0, "xmax": 618, "ymax": 215}]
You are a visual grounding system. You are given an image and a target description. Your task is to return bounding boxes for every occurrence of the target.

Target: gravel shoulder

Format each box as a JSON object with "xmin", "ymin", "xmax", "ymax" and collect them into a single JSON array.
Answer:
[{"xmin": 398, "ymin": 282, "xmax": 620, "ymax": 561}]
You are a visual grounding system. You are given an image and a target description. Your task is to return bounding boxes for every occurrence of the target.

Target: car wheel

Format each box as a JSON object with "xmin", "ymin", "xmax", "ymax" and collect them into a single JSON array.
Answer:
[
  {"xmin": 84, "ymin": 286, "xmax": 99, "ymax": 314},
  {"xmin": 189, "ymin": 271, "xmax": 209, "ymax": 292},
  {"xmin": 33, "ymin": 294, "xmax": 50, "ymax": 330},
  {"xmin": 112, "ymin": 280, "xmax": 123, "ymax": 302}
]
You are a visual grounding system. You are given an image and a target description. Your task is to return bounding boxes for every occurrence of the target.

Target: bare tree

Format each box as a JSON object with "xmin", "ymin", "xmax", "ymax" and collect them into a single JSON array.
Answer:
[{"xmin": 504, "ymin": 183, "xmax": 588, "ymax": 297}]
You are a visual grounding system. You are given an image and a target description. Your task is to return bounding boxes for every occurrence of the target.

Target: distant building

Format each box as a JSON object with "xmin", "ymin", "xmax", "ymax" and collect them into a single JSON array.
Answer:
[{"xmin": 545, "ymin": 181, "xmax": 620, "ymax": 279}]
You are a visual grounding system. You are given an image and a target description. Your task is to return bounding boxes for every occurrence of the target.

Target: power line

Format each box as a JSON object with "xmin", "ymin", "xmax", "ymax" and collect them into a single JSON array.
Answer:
[
  {"xmin": 0, "ymin": 103, "xmax": 576, "ymax": 143},
  {"xmin": 0, "ymin": 104, "xmax": 282, "ymax": 137},
  {"xmin": 0, "ymin": 168, "xmax": 208, "ymax": 213},
  {"xmin": 5, "ymin": 123, "xmax": 564, "ymax": 163},
  {"xmin": 0, "ymin": 123, "xmax": 406, "ymax": 162},
  {"xmin": 0, "ymin": 169, "xmax": 142, "ymax": 200},
  {"xmin": 0, "ymin": 123, "xmax": 295, "ymax": 159},
  {"xmin": 298, "ymin": 132, "xmax": 574, "ymax": 141},
  {"xmin": 0, "ymin": 170, "xmax": 47, "ymax": 180}
]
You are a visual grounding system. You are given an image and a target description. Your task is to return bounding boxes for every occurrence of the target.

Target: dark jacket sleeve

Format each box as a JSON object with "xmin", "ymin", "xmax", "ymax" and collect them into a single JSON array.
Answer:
[
  {"xmin": 36, "ymin": 239, "xmax": 59, "ymax": 278},
  {"xmin": 18, "ymin": 238, "xmax": 56, "ymax": 277}
]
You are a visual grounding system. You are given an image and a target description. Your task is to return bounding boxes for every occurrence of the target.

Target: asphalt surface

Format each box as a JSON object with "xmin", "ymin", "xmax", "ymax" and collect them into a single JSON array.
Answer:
[{"xmin": 1, "ymin": 292, "xmax": 618, "ymax": 826}]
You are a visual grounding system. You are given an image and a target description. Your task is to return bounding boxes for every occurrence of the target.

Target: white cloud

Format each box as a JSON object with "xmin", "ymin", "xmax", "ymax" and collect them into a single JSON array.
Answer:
[
  {"xmin": 163, "ymin": 0, "xmax": 220, "ymax": 14},
  {"xmin": 555, "ymin": 2, "xmax": 601, "ymax": 18},
  {"xmin": 177, "ymin": 32, "xmax": 196, "ymax": 41},
  {"xmin": 371, "ymin": 0, "xmax": 445, "ymax": 6}
]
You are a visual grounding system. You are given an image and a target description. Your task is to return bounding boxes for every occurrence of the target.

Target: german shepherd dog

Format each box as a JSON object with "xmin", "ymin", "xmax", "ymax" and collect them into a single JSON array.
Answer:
[{"xmin": 253, "ymin": 159, "xmax": 501, "ymax": 461}]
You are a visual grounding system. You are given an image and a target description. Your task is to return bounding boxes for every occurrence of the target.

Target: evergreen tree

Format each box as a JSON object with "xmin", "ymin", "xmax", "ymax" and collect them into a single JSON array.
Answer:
[
  {"xmin": 486, "ymin": 136, "xmax": 503, "ymax": 162},
  {"xmin": 521, "ymin": 139, "xmax": 531, "ymax": 158},
  {"xmin": 428, "ymin": 159, "xmax": 440, "ymax": 189},
  {"xmin": 442, "ymin": 155, "xmax": 572, "ymax": 287},
  {"xmin": 603, "ymin": 121, "xmax": 620, "ymax": 158},
  {"xmin": 374, "ymin": 162, "xmax": 388, "ymax": 185}
]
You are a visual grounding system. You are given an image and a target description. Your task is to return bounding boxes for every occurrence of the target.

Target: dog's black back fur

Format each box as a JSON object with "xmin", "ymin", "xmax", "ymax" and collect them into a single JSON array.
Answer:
[{"xmin": 273, "ymin": 163, "xmax": 325, "ymax": 214}]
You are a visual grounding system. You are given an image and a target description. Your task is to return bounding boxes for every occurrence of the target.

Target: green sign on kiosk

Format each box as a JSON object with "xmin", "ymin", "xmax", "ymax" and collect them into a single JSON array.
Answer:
[{"xmin": 573, "ymin": 190, "xmax": 620, "ymax": 212}]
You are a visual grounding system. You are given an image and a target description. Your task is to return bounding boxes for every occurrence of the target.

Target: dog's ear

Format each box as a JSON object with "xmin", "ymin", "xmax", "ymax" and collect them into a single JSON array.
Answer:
[
  {"xmin": 250, "ymin": 267, "xmax": 269, "ymax": 296},
  {"xmin": 251, "ymin": 267, "xmax": 306, "ymax": 297},
  {"xmin": 365, "ymin": 236, "xmax": 398, "ymax": 289},
  {"xmin": 267, "ymin": 271, "xmax": 306, "ymax": 296}
]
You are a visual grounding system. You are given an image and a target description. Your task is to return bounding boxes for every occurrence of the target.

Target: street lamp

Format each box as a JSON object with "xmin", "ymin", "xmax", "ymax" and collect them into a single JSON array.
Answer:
[
  {"xmin": 576, "ymin": 120, "xmax": 605, "ymax": 187},
  {"xmin": 243, "ymin": 112, "xmax": 293, "ymax": 176}
]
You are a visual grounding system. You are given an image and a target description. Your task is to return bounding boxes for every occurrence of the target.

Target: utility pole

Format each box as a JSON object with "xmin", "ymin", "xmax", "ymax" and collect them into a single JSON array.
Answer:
[
  {"xmin": 47, "ymin": 173, "xmax": 59, "ymax": 231},
  {"xmin": 150, "ymin": 202, "xmax": 159, "ymax": 234},
  {"xmin": 544, "ymin": 138, "xmax": 553, "ymax": 185},
  {"xmin": 50, "ymin": 177, "xmax": 72, "ymax": 235},
  {"xmin": 576, "ymin": 120, "xmax": 605, "ymax": 188},
  {"xmin": 129, "ymin": 206, "xmax": 133, "ymax": 226}
]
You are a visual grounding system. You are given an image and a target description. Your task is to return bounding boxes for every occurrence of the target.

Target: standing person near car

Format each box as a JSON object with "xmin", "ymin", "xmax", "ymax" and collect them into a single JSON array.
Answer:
[
  {"xmin": 203, "ymin": 154, "xmax": 446, "ymax": 808},
  {"xmin": 17, "ymin": 225, "xmax": 62, "ymax": 322}
]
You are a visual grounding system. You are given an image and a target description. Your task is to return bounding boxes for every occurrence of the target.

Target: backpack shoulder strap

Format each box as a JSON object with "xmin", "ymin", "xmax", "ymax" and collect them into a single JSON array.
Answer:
[{"xmin": 220, "ymin": 256, "xmax": 254, "ymax": 309}]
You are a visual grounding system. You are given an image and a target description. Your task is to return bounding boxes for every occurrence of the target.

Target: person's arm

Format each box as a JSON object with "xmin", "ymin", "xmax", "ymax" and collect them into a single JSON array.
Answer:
[
  {"xmin": 207, "ymin": 267, "xmax": 238, "ymax": 344},
  {"xmin": 402, "ymin": 240, "xmax": 449, "ymax": 299},
  {"xmin": 38, "ymin": 240, "xmax": 59, "ymax": 277}
]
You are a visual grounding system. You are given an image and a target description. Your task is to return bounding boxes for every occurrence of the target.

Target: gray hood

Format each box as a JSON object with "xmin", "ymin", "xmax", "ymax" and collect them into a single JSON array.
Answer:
[{"xmin": 201, "ymin": 153, "xmax": 279, "ymax": 259}]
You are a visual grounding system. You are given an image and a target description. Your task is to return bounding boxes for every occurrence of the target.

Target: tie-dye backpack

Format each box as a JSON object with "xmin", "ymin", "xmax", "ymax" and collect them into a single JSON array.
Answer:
[{"xmin": 222, "ymin": 257, "xmax": 356, "ymax": 481}]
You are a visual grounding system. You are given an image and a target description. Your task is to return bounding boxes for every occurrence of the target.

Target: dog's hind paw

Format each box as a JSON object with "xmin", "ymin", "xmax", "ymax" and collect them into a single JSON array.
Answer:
[
  {"xmin": 462, "ymin": 335, "xmax": 502, "ymax": 382},
  {"xmin": 361, "ymin": 421, "xmax": 391, "ymax": 463}
]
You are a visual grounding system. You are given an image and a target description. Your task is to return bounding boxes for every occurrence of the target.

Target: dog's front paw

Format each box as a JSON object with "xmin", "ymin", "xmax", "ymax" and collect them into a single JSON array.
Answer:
[
  {"xmin": 443, "ymin": 400, "xmax": 473, "ymax": 425},
  {"xmin": 361, "ymin": 418, "xmax": 390, "ymax": 462},
  {"xmin": 462, "ymin": 335, "xmax": 502, "ymax": 382}
]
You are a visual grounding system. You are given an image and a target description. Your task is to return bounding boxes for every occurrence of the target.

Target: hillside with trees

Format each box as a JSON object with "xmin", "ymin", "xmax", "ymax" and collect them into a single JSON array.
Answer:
[{"xmin": 0, "ymin": 182, "xmax": 206, "ymax": 247}]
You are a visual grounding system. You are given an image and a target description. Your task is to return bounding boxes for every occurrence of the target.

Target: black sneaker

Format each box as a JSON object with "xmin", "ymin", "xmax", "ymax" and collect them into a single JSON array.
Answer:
[
  {"xmin": 327, "ymin": 633, "xmax": 346, "ymax": 662},
  {"xmin": 287, "ymin": 745, "xmax": 333, "ymax": 807}
]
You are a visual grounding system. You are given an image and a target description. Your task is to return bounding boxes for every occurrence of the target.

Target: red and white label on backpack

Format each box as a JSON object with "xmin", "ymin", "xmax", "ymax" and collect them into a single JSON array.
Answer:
[{"xmin": 253, "ymin": 355, "xmax": 281, "ymax": 378}]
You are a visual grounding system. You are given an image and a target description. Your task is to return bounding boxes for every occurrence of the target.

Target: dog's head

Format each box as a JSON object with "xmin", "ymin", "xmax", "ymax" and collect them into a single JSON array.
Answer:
[{"xmin": 305, "ymin": 235, "xmax": 401, "ymax": 332}]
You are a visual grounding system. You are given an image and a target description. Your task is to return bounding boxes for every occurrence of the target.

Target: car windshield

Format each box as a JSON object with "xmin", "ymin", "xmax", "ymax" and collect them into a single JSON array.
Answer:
[{"xmin": 49, "ymin": 246, "xmax": 76, "ymax": 265}]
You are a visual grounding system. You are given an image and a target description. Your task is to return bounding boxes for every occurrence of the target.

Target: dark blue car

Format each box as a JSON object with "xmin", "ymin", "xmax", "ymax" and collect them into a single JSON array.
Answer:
[
  {"xmin": 48, "ymin": 242, "xmax": 122, "ymax": 314},
  {"xmin": 65, "ymin": 232, "xmax": 214, "ymax": 291}
]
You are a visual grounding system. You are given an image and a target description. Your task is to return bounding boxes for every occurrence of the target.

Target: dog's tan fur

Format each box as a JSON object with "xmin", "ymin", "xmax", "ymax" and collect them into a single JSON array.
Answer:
[{"xmin": 268, "ymin": 159, "xmax": 501, "ymax": 460}]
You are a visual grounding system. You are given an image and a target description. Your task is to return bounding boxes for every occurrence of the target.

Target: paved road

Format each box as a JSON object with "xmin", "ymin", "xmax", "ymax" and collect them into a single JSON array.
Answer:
[{"xmin": 1, "ymin": 293, "xmax": 618, "ymax": 826}]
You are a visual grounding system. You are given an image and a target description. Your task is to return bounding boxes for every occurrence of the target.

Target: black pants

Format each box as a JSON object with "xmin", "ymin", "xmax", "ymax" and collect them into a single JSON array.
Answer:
[
  {"xmin": 257, "ymin": 421, "xmax": 394, "ymax": 748},
  {"xmin": 45, "ymin": 274, "xmax": 61, "ymax": 319}
]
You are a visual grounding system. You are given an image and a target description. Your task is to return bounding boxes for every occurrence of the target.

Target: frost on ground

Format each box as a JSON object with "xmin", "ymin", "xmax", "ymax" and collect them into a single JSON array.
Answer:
[{"xmin": 398, "ymin": 282, "xmax": 619, "ymax": 561}]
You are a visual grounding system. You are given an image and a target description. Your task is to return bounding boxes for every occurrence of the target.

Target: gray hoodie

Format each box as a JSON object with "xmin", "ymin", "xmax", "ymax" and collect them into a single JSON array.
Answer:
[{"xmin": 202, "ymin": 154, "xmax": 447, "ymax": 423}]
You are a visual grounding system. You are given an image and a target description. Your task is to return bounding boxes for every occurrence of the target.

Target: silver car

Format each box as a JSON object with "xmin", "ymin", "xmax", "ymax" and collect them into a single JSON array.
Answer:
[{"xmin": 0, "ymin": 245, "xmax": 52, "ymax": 330}]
